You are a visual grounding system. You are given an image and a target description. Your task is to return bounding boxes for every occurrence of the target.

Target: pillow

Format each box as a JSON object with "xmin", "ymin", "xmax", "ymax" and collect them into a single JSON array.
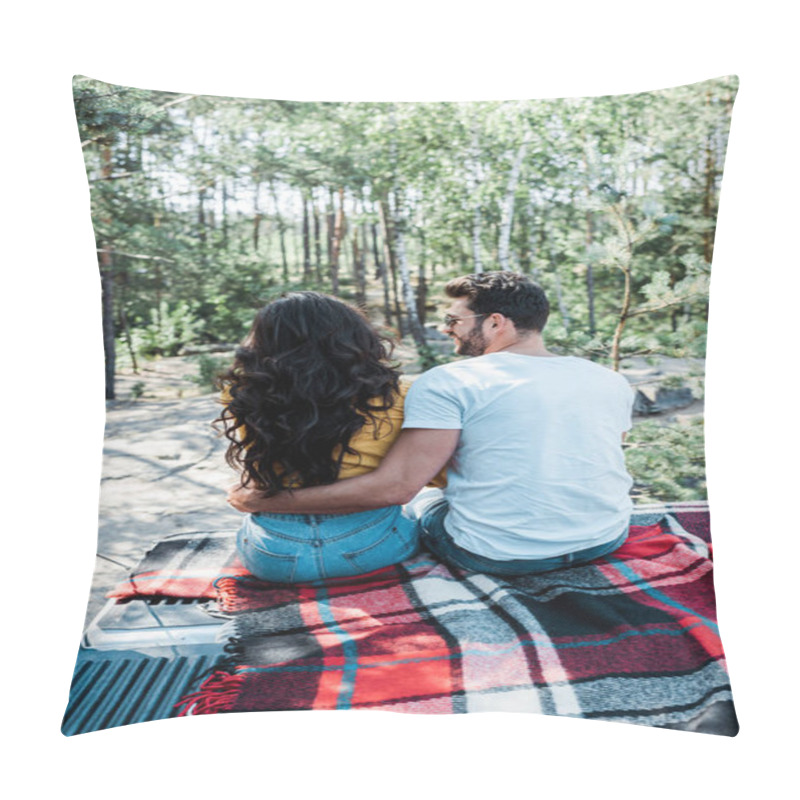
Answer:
[{"xmin": 63, "ymin": 75, "xmax": 738, "ymax": 736}]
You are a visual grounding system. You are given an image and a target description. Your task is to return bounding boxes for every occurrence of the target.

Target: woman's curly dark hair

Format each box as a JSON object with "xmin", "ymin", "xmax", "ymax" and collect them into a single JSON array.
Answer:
[{"xmin": 216, "ymin": 292, "xmax": 400, "ymax": 495}]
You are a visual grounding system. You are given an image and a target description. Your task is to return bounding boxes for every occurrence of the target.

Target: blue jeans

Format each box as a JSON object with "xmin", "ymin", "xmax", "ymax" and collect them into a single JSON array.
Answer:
[
  {"xmin": 237, "ymin": 505, "xmax": 419, "ymax": 583},
  {"xmin": 414, "ymin": 493, "xmax": 628, "ymax": 576}
]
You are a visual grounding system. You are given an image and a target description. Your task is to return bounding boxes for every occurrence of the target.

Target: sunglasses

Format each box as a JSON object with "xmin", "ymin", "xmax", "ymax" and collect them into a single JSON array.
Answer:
[{"xmin": 443, "ymin": 313, "xmax": 487, "ymax": 327}]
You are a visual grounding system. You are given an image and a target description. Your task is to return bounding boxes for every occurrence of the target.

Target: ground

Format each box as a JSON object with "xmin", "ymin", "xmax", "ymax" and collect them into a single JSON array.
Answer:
[{"xmin": 88, "ymin": 393, "xmax": 239, "ymax": 627}]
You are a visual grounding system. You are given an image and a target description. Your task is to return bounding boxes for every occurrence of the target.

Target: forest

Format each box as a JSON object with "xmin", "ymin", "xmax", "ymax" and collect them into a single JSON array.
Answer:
[{"xmin": 73, "ymin": 75, "xmax": 738, "ymax": 502}]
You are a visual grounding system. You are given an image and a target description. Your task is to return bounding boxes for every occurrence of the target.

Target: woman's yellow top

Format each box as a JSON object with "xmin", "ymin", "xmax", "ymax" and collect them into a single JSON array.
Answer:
[{"xmin": 223, "ymin": 377, "xmax": 447, "ymax": 488}]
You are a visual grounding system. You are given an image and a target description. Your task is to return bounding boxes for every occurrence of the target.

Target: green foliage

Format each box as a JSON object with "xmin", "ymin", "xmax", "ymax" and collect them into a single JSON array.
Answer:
[
  {"xmin": 77, "ymin": 75, "xmax": 737, "ymax": 501},
  {"xmin": 189, "ymin": 354, "xmax": 229, "ymax": 392},
  {"xmin": 76, "ymin": 75, "xmax": 735, "ymax": 370},
  {"xmin": 414, "ymin": 342, "xmax": 445, "ymax": 372},
  {"xmin": 624, "ymin": 418, "xmax": 707, "ymax": 502},
  {"xmin": 660, "ymin": 374, "xmax": 686, "ymax": 389},
  {"xmin": 136, "ymin": 301, "xmax": 205, "ymax": 357}
]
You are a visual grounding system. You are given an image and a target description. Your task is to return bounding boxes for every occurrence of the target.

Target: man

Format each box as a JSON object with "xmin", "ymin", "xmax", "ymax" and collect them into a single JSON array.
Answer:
[{"xmin": 229, "ymin": 272, "xmax": 634, "ymax": 575}]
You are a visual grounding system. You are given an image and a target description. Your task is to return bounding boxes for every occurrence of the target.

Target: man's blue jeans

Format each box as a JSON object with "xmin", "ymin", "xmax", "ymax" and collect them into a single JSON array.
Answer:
[{"xmin": 410, "ymin": 490, "xmax": 628, "ymax": 576}]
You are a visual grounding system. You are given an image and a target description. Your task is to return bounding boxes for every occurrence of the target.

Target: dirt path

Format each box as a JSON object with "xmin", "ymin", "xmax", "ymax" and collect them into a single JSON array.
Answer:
[{"xmin": 87, "ymin": 393, "xmax": 241, "ymax": 626}]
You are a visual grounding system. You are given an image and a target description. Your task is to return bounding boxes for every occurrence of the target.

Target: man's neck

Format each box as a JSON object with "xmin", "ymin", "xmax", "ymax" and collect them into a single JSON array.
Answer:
[{"xmin": 485, "ymin": 333, "xmax": 555, "ymax": 357}]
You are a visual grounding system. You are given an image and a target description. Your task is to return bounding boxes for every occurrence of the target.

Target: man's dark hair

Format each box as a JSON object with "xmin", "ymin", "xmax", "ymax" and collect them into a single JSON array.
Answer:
[{"xmin": 445, "ymin": 272, "xmax": 550, "ymax": 332}]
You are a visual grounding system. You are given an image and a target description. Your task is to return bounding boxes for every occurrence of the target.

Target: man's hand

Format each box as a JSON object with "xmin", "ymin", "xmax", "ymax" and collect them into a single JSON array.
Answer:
[{"xmin": 227, "ymin": 482, "xmax": 271, "ymax": 513}]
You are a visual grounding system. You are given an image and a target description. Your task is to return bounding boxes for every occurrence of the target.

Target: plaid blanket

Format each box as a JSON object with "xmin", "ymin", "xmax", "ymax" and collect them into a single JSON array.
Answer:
[
  {"xmin": 109, "ymin": 502, "xmax": 714, "ymax": 600},
  {"xmin": 168, "ymin": 509, "xmax": 737, "ymax": 734},
  {"xmin": 107, "ymin": 530, "xmax": 249, "ymax": 599},
  {"xmin": 632, "ymin": 502, "xmax": 712, "ymax": 544}
]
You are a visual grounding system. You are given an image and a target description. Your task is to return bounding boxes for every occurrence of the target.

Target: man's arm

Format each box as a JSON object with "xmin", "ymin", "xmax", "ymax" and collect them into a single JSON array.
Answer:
[{"xmin": 227, "ymin": 428, "xmax": 459, "ymax": 515}]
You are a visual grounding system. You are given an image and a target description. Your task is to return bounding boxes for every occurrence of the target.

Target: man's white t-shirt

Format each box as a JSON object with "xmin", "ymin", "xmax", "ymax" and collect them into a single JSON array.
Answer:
[{"xmin": 403, "ymin": 353, "xmax": 634, "ymax": 560}]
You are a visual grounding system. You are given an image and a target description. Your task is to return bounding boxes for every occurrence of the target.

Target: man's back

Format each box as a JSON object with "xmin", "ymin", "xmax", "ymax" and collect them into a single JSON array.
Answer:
[{"xmin": 404, "ymin": 353, "xmax": 634, "ymax": 560}]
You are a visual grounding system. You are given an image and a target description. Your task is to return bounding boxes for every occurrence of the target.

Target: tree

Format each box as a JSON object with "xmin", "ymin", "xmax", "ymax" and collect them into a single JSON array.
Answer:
[{"xmin": 74, "ymin": 75, "xmax": 736, "ymax": 498}]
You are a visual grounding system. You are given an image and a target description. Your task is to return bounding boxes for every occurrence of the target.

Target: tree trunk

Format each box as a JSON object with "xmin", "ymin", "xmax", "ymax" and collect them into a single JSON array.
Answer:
[
  {"xmin": 326, "ymin": 188, "xmax": 335, "ymax": 289},
  {"xmin": 341, "ymin": 229, "xmax": 352, "ymax": 282},
  {"xmin": 498, "ymin": 129, "xmax": 531, "ymax": 270},
  {"xmin": 611, "ymin": 263, "xmax": 631, "ymax": 372},
  {"xmin": 471, "ymin": 207, "xmax": 483, "ymax": 273},
  {"xmin": 378, "ymin": 196, "xmax": 404, "ymax": 334},
  {"xmin": 313, "ymin": 191, "xmax": 322, "ymax": 283},
  {"xmin": 360, "ymin": 218, "xmax": 370, "ymax": 309},
  {"xmin": 586, "ymin": 209, "xmax": 596, "ymax": 336},
  {"xmin": 517, "ymin": 209, "xmax": 531, "ymax": 274},
  {"xmin": 330, "ymin": 186, "xmax": 346, "ymax": 295},
  {"xmin": 99, "ymin": 143, "xmax": 116, "ymax": 399},
  {"xmin": 252, "ymin": 213, "xmax": 262, "ymax": 252},
  {"xmin": 609, "ymin": 204, "xmax": 634, "ymax": 372},
  {"xmin": 197, "ymin": 187, "xmax": 207, "ymax": 243},
  {"xmin": 351, "ymin": 199, "xmax": 366, "ymax": 307},
  {"xmin": 392, "ymin": 190, "xmax": 427, "ymax": 349},
  {"xmin": 581, "ymin": 134, "xmax": 597, "ymax": 335},
  {"xmin": 352, "ymin": 230, "xmax": 367, "ymax": 308},
  {"xmin": 100, "ymin": 246, "xmax": 116, "ymax": 400},
  {"xmin": 118, "ymin": 299, "xmax": 138, "ymax": 374},
  {"xmin": 371, "ymin": 219, "xmax": 392, "ymax": 326},
  {"xmin": 302, "ymin": 190, "xmax": 312, "ymax": 282},
  {"xmin": 206, "ymin": 181, "xmax": 216, "ymax": 231},
  {"xmin": 197, "ymin": 185, "xmax": 209, "ymax": 270},
  {"xmin": 417, "ymin": 227, "xmax": 428, "ymax": 325},
  {"xmin": 549, "ymin": 248, "xmax": 570, "ymax": 333},
  {"xmin": 270, "ymin": 181, "xmax": 289, "ymax": 282},
  {"xmin": 702, "ymin": 90, "xmax": 716, "ymax": 265},
  {"xmin": 221, "ymin": 181, "xmax": 229, "ymax": 250},
  {"xmin": 253, "ymin": 181, "xmax": 262, "ymax": 252},
  {"xmin": 467, "ymin": 126, "xmax": 483, "ymax": 273},
  {"xmin": 291, "ymin": 220, "xmax": 299, "ymax": 273},
  {"xmin": 527, "ymin": 190, "xmax": 542, "ymax": 279}
]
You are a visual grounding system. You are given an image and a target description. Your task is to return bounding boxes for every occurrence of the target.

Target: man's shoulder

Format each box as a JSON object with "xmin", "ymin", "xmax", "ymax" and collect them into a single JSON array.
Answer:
[
  {"xmin": 564, "ymin": 355, "xmax": 630, "ymax": 380},
  {"xmin": 409, "ymin": 357, "xmax": 484, "ymax": 390},
  {"xmin": 401, "ymin": 361, "xmax": 469, "ymax": 428},
  {"xmin": 562, "ymin": 358, "xmax": 634, "ymax": 404}
]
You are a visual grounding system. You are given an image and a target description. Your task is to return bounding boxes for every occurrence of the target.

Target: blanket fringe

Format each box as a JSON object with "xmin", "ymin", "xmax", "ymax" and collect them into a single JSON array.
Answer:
[
  {"xmin": 215, "ymin": 577, "xmax": 253, "ymax": 613},
  {"xmin": 214, "ymin": 566, "xmax": 419, "ymax": 613},
  {"xmin": 174, "ymin": 670, "xmax": 246, "ymax": 716}
]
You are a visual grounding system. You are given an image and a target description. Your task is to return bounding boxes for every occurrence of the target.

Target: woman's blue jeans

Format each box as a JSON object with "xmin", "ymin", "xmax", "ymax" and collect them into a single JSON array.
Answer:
[
  {"xmin": 412, "ymin": 490, "xmax": 628, "ymax": 576},
  {"xmin": 237, "ymin": 505, "xmax": 419, "ymax": 583}
]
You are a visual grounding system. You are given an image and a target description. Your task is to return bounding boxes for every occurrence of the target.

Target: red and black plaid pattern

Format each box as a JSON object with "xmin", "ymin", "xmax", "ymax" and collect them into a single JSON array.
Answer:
[
  {"xmin": 172, "ymin": 508, "xmax": 737, "ymax": 733},
  {"xmin": 633, "ymin": 501, "xmax": 712, "ymax": 544},
  {"xmin": 107, "ymin": 530, "xmax": 248, "ymax": 599}
]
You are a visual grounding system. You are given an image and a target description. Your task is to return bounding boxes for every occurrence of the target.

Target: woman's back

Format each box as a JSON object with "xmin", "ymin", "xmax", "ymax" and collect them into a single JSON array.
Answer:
[
  {"xmin": 218, "ymin": 292, "xmax": 426, "ymax": 583},
  {"xmin": 218, "ymin": 292, "xmax": 400, "ymax": 494}
]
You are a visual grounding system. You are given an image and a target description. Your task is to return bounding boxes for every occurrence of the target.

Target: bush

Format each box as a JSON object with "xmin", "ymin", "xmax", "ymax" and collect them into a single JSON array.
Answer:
[
  {"xmin": 189, "ymin": 354, "xmax": 229, "ymax": 392},
  {"xmin": 624, "ymin": 418, "xmax": 707, "ymax": 502},
  {"xmin": 138, "ymin": 301, "xmax": 204, "ymax": 358}
]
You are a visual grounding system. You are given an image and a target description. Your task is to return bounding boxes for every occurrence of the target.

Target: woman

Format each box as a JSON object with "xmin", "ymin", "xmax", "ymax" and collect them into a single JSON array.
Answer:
[{"xmin": 217, "ymin": 291, "xmax": 420, "ymax": 583}]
